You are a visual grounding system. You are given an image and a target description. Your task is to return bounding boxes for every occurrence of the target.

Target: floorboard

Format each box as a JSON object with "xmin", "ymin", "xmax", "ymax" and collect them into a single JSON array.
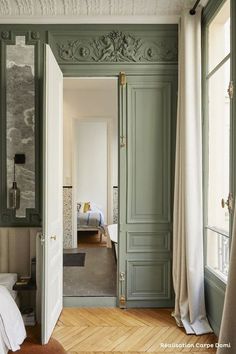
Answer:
[{"xmin": 52, "ymin": 308, "xmax": 217, "ymax": 353}]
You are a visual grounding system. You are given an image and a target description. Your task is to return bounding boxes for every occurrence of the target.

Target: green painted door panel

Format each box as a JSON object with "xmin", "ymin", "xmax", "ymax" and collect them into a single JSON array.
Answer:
[{"xmin": 119, "ymin": 75, "xmax": 177, "ymax": 307}]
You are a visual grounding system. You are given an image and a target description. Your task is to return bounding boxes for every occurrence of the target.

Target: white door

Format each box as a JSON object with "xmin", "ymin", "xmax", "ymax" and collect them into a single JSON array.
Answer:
[{"xmin": 42, "ymin": 44, "xmax": 63, "ymax": 344}]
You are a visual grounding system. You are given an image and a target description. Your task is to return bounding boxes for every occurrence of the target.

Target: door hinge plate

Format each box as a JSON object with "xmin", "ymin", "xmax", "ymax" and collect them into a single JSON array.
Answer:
[
  {"xmin": 119, "ymin": 72, "xmax": 126, "ymax": 86},
  {"xmin": 120, "ymin": 136, "xmax": 126, "ymax": 148},
  {"xmin": 39, "ymin": 232, "xmax": 45, "ymax": 245},
  {"xmin": 119, "ymin": 272, "xmax": 126, "ymax": 308},
  {"xmin": 228, "ymin": 81, "xmax": 234, "ymax": 99},
  {"xmin": 119, "ymin": 272, "xmax": 125, "ymax": 281}
]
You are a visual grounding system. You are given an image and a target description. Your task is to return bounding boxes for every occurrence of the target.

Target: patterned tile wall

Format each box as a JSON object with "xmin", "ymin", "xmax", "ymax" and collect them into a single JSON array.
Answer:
[
  {"xmin": 113, "ymin": 186, "xmax": 118, "ymax": 224},
  {"xmin": 63, "ymin": 187, "xmax": 73, "ymax": 248}
]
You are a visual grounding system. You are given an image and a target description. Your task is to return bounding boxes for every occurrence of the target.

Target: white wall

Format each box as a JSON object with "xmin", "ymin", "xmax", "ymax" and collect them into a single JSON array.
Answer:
[
  {"xmin": 75, "ymin": 121, "xmax": 108, "ymax": 222},
  {"xmin": 63, "ymin": 78, "xmax": 118, "ymax": 226}
]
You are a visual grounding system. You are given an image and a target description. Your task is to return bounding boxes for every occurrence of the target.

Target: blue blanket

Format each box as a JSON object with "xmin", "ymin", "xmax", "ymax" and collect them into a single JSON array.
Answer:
[{"xmin": 77, "ymin": 211, "xmax": 105, "ymax": 230}]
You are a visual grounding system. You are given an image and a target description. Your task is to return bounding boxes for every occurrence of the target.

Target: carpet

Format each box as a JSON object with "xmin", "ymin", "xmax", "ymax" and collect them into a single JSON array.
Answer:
[
  {"xmin": 9, "ymin": 338, "xmax": 66, "ymax": 354},
  {"xmin": 63, "ymin": 247, "xmax": 117, "ymax": 296},
  {"xmin": 63, "ymin": 252, "xmax": 85, "ymax": 266}
]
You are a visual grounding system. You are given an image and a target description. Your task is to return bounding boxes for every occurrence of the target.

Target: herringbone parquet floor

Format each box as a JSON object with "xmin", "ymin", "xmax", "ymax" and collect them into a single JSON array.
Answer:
[{"xmin": 52, "ymin": 308, "xmax": 217, "ymax": 354}]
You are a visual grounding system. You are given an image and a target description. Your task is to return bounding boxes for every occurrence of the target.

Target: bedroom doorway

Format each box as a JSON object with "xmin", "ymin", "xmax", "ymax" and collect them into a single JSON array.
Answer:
[{"xmin": 62, "ymin": 77, "xmax": 118, "ymax": 305}]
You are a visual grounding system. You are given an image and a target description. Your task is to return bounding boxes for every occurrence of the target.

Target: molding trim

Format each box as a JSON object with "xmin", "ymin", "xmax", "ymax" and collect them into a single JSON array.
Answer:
[{"xmin": 0, "ymin": 15, "xmax": 180, "ymax": 24}]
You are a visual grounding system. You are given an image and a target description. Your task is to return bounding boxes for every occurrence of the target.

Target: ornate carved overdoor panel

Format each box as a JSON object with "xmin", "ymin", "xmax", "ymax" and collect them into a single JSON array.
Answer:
[{"xmin": 49, "ymin": 29, "xmax": 178, "ymax": 65}]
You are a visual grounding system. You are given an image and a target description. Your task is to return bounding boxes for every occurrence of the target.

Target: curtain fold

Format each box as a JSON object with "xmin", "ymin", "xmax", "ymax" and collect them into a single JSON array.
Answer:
[
  {"xmin": 172, "ymin": 8, "xmax": 212, "ymax": 335},
  {"xmin": 217, "ymin": 208, "xmax": 236, "ymax": 353}
]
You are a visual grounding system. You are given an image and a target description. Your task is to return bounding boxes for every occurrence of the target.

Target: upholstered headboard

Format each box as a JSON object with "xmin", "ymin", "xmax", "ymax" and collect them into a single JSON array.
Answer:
[{"xmin": 0, "ymin": 228, "xmax": 41, "ymax": 277}]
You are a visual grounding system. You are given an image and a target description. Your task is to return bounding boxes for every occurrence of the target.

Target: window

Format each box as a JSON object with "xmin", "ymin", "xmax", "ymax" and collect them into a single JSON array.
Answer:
[{"xmin": 205, "ymin": 0, "xmax": 231, "ymax": 282}]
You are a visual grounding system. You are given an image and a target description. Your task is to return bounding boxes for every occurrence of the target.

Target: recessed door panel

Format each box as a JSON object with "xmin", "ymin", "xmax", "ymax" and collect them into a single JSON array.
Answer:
[{"xmin": 127, "ymin": 82, "xmax": 171, "ymax": 224}]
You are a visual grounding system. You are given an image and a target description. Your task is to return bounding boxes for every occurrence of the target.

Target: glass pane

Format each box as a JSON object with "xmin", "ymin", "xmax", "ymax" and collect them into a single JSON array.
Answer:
[
  {"xmin": 208, "ymin": 0, "xmax": 230, "ymax": 72},
  {"xmin": 207, "ymin": 59, "xmax": 230, "ymax": 233},
  {"xmin": 206, "ymin": 229, "xmax": 229, "ymax": 280},
  {"xmin": 6, "ymin": 36, "xmax": 35, "ymax": 217}
]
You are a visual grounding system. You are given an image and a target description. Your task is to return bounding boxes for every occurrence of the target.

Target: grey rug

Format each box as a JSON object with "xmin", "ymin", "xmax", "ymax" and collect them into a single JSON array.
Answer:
[
  {"xmin": 63, "ymin": 252, "xmax": 85, "ymax": 267},
  {"xmin": 63, "ymin": 247, "xmax": 117, "ymax": 297}
]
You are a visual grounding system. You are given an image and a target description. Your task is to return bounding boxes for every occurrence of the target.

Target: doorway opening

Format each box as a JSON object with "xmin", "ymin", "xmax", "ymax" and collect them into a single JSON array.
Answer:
[{"xmin": 62, "ymin": 77, "xmax": 118, "ymax": 303}]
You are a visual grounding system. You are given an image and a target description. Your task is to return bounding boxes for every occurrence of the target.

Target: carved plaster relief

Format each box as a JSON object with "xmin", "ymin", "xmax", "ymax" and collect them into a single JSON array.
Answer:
[{"xmin": 56, "ymin": 30, "xmax": 178, "ymax": 63}]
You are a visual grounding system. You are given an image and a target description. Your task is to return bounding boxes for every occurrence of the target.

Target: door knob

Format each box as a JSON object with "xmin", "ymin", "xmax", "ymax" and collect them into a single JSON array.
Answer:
[
  {"xmin": 50, "ymin": 235, "xmax": 57, "ymax": 240},
  {"xmin": 221, "ymin": 193, "xmax": 233, "ymax": 213}
]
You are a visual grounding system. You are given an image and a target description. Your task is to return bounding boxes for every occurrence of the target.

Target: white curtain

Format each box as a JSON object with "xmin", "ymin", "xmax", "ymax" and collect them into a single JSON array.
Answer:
[
  {"xmin": 217, "ymin": 208, "xmax": 236, "ymax": 353},
  {"xmin": 172, "ymin": 8, "xmax": 212, "ymax": 335}
]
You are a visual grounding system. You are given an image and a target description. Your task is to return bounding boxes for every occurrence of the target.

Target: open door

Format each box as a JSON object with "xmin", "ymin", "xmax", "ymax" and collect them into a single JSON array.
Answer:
[{"xmin": 42, "ymin": 44, "xmax": 63, "ymax": 344}]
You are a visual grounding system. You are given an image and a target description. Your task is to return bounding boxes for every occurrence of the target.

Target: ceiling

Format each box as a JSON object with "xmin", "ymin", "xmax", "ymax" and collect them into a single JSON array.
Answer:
[
  {"xmin": 0, "ymin": 0, "xmax": 209, "ymax": 24},
  {"xmin": 64, "ymin": 78, "xmax": 117, "ymax": 91}
]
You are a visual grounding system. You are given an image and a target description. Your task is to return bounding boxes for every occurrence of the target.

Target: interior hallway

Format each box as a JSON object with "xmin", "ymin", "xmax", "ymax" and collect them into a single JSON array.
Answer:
[
  {"xmin": 52, "ymin": 308, "xmax": 217, "ymax": 353},
  {"xmin": 63, "ymin": 231, "xmax": 116, "ymax": 297}
]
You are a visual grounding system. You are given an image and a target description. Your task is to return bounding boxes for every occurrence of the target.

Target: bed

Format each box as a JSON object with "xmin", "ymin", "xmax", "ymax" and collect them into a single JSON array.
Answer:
[
  {"xmin": 0, "ymin": 285, "xmax": 26, "ymax": 353},
  {"xmin": 77, "ymin": 202, "xmax": 110, "ymax": 245}
]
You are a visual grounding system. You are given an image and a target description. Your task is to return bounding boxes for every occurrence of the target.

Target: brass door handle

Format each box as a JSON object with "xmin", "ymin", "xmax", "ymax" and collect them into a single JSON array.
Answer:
[
  {"xmin": 50, "ymin": 235, "xmax": 57, "ymax": 240},
  {"xmin": 221, "ymin": 193, "xmax": 233, "ymax": 213}
]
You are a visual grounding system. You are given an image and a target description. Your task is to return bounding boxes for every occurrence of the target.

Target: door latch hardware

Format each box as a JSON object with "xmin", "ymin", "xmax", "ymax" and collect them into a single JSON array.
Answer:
[
  {"xmin": 50, "ymin": 235, "xmax": 57, "ymax": 240},
  {"xmin": 221, "ymin": 193, "xmax": 234, "ymax": 213}
]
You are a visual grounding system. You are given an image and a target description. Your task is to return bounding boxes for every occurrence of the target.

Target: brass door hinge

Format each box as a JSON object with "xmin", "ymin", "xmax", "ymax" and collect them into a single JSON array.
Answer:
[
  {"xmin": 38, "ymin": 232, "xmax": 45, "ymax": 245},
  {"xmin": 228, "ymin": 81, "xmax": 234, "ymax": 99},
  {"xmin": 119, "ymin": 295, "xmax": 126, "ymax": 308},
  {"xmin": 119, "ymin": 72, "xmax": 126, "ymax": 87},
  {"xmin": 119, "ymin": 272, "xmax": 126, "ymax": 309},
  {"xmin": 120, "ymin": 135, "xmax": 126, "ymax": 148}
]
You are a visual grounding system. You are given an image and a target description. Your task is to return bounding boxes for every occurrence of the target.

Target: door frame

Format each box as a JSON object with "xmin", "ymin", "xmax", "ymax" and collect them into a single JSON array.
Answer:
[
  {"xmin": 61, "ymin": 66, "xmax": 177, "ymax": 308},
  {"xmin": 63, "ymin": 74, "xmax": 121, "ymax": 306}
]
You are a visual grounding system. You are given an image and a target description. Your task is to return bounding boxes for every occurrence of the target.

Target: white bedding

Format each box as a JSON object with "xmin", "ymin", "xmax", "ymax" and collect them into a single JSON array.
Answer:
[
  {"xmin": 0, "ymin": 274, "xmax": 17, "ymax": 302},
  {"xmin": 107, "ymin": 224, "xmax": 118, "ymax": 243},
  {"xmin": 0, "ymin": 286, "xmax": 26, "ymax": 353},
  {"xmin": 0, "ymin": 333, "xmax": 8, "ymax": 354}
]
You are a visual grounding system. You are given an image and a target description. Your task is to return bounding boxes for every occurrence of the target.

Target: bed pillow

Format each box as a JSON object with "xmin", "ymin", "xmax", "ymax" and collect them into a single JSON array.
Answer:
[
  {"xmin": 77, "ymin": 202, "xmax": 91, "ymax": 213},
  {"xmin": 83, "ymin": 202, "xmax": 91, "ymax": 213}
]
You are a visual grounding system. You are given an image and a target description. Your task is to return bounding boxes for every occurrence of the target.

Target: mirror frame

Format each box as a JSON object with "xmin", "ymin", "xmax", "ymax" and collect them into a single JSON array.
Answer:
[{"xmin": 0, "ymin": 30, "xmax": 41, "ymax": 226}]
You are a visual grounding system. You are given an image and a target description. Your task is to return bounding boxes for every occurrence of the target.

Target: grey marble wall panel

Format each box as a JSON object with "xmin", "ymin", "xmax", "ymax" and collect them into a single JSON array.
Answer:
[{"xmin": 6, "ymin": 36, "xmax": 35, "ymax": 217}]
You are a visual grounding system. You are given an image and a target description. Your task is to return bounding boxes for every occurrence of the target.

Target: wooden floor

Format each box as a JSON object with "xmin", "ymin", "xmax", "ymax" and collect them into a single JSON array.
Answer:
[
  {"xmin": 52, "ymin": 308, "xmax": 217, "ymax": 354},
  {"xmin": 78, "ymin": 231, "xmax": 108, "ymax": 248}
]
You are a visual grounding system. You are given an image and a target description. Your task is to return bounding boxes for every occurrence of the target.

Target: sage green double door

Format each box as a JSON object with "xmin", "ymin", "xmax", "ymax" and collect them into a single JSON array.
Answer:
[{"xmin": 118, "ymin": 74, "xmax": 177, "ymax": 307}]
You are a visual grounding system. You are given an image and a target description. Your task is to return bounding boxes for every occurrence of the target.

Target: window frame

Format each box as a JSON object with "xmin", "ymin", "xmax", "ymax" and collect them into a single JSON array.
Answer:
[{"xmin": 202, "ymin": 0, "xmax": 233, "ymax": 284}]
